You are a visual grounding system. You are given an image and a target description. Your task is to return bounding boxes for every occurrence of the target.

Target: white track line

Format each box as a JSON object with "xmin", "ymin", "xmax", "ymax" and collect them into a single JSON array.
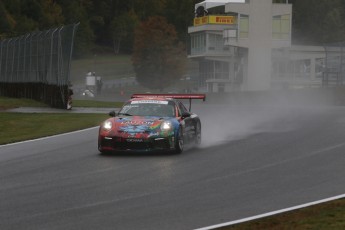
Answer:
[{"xmin": 195, "ymin": 194, "xmax": 345, "ymax": 230}]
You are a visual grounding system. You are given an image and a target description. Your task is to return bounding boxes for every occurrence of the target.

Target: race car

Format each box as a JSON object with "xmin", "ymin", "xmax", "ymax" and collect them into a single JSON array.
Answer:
[{"xmin": 98, "ymin": 94, "xmax": 206, "ymax": 154}]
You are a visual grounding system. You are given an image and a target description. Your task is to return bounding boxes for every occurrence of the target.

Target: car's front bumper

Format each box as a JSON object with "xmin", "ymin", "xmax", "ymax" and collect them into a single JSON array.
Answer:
[{"xmin": 98, "ymin": 135, "xmax": 175, "ymax": 152}]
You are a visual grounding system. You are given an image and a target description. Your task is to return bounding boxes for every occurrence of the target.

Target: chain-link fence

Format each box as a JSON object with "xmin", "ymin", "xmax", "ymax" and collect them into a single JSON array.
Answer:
[
  {"xmin": 0, "ymin": 23, "xmax": 79, "ymax": 108},
  {"xmin": 323, "ymin": 42, "xmax": 345, "ymax": 86}
]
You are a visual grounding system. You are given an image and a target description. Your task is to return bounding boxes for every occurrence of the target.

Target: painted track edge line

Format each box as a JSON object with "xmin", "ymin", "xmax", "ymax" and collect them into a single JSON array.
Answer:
[
  {"xmin": 0, "ymin": 126, "xmax": 99, "ymax": 148},
  {"xmin": 195, "ymin": 194, "xmax": 345, "ymax": 230}
]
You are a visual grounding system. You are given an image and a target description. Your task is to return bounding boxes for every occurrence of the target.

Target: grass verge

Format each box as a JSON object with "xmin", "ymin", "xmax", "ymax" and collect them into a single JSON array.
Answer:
[
  {"xmin": 0, "ymin": 97, "xmax": 48, "ymax": 110},
  {"xmin": 221, "ymin": 198, "xmax": 345, "ymax": 230},
  {"xmin": 0, "ymin": 96, "xmax": 124, "ymax": 109},
  {"xmin": 0, "ymin": 96, "xmax": 115, "ymax": 145},
  {"xmin": 0, "ymin": 113, "xmax": 107, "ymax": 145},
  {"xmin": 73, "ymin": 99, "xmax": 123, "ymax": 108}
]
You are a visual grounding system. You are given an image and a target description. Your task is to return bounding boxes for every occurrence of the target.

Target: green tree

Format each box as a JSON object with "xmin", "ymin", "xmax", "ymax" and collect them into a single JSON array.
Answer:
[
  {"xmin": 164, "ymin": 0, "xmax": 198, "ymax": 43},
  {"xmin": 39, "ymin": 0, "xmax": 64, "ymax": 29},
  {"xmin": 0, "ymin": 1, "xmax": 16, "ymax": 38},
  {"xmin": 56, "ymin": 0, "xmax": 95, "ymax": 57},
  {"xmin": 291, "ymin": 0, "xmax": 345, "ymax": 44},
  {"xmin": 110, "ymin": 10, "xmax": 139, "ymax": 54},
  {"xmin": 0, "ymin": 0, "xmax": 200, "ymax": 56},
  {"xmin": 132, "ymin": 0, "xmax": 166, "ymax": 20},
  {"xmin": 132, "ymin": 16, "xmax": 187, "ymax": 91}
]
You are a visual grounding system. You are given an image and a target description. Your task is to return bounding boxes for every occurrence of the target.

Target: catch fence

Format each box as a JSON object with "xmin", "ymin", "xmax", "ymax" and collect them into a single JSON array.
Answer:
[
  {"xmin": 0, "ymin": 23, "xmax": 79, "ymax": 108},
  {"xmin": 323, "ymin": 42, "xmax": 345, "ymax": 86}
]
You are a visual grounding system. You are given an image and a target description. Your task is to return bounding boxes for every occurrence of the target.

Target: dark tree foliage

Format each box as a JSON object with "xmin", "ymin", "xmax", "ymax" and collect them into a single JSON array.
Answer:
[
  {"xmin": 1, "ymin": 0, "xmax": 345, "ymax": 55},
  {"xmin": 132, "ymin": 16, "xmax": 187, "ymax": 91},
  {"xmin": 290, "ymin": 0, "xmax": 345, "ymax": 45},
  {"xmin": 164, "ymin": 0, "xmax": 199, "ymax": 43}
]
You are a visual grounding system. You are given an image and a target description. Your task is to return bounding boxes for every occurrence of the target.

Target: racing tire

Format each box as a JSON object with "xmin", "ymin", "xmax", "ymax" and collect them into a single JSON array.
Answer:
[
  {"xmin": 175, "ymin": 127, "xmax": 184, "ymax": 154},
  {"xmin": 98, "ymin": 143, "xmax": 109, "ymax": 155},
  {"xmin": 195, "ymin": 122, "xmax": 201, "ymax": 146}
]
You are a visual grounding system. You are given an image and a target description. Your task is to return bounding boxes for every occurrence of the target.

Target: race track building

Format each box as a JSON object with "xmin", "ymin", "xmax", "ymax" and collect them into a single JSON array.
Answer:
[{"xmin": 188, "ymin": 0, "xmax": 328, "ymax": 92}]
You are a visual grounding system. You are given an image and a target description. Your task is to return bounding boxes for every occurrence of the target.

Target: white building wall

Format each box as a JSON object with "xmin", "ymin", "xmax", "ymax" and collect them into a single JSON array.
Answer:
[{"xmin": 245, "ymin": 0, "xmax": 273, "ymax": 91}]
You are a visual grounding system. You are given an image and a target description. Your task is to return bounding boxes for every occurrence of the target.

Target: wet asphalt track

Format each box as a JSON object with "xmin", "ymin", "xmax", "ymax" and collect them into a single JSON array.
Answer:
[{"xmin": 1, "ymin": 104, "xmax": 345, "ymax": 230}]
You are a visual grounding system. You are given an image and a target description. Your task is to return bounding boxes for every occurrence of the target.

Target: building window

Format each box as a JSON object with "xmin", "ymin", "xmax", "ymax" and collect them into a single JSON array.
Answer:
[
  {"xmin": 239, "ymin": 14, "xmax": 249, "ymax": 38},
  {"xmin": 191, "ymin": 33, "xmax": 206, "ymax": 55},
  {"xmin": 272, "ymin": 14, "xmax": 290, "ymax": 39},
  {"xmin": 218, "ymin": 83, "xmax": 225, "ymax": 93},
  {"xmin": 208, "ymin": 33, "xmax": 224, "ymax": 52}
]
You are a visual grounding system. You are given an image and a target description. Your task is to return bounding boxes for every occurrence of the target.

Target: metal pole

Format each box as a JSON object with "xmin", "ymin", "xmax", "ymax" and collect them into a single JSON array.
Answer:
[
  {"xmin": 11, "ymin": 38, "xmax": 16, "ymax": 82},
  {"xmin": 23, "ymin": 34, "xmax": 30, "ymax": 82},
  {"xmin": 0, "ymin": 41, "xmax": 3, "ymax": 81},
  {"xmin": 67, "ymin": 23, "xmax": 80, "ymax": 83},
  {"xmin": 56, "ymin": 26, "xmax": 63, "ymax": 86},
  {"xmin": 16, "ymin": 36, "xmax": 23, "ymax": 82},
  {"xmin": 50, "ymin": 28, "xmax": 58, "ymax": 85}
]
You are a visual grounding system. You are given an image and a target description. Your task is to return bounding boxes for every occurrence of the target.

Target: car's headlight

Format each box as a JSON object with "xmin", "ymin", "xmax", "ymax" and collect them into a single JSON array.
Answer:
[
  {"xmin": 161, "ymin": 121, "xmax": 172, "ymax": 131},
  {"xmin": 103, "ymin": 121, "xmax": 113, "ymax": 130}
]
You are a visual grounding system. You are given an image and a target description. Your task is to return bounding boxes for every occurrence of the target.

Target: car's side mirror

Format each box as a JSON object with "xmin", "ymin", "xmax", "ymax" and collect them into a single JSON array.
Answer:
[
  {"xmin": 109, "ymin": 111, "xmax": 116, "ymax": 117},
  {"xmin": 181, "ymin": 112, "xmax": 191, "ymax": 118}
]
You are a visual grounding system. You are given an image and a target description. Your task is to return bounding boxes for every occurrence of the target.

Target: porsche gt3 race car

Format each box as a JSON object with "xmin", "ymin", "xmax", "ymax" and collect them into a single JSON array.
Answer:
[{"xmin": 98, "ymin": 94, "xmax": 206, "ymax": 154}]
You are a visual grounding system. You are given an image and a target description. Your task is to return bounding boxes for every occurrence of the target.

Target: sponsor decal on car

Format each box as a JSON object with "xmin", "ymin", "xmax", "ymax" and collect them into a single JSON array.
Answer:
[
  {"xmin": 121, "ymin": 120, "xmax": 155, "ymax": 125},
  {"xmin": 126, "ymin": 139, "xmax": 144, "ymax": 142},
  {"xmin": 131, "ymin": 100, "xmax": 168, "ymax": 105}
]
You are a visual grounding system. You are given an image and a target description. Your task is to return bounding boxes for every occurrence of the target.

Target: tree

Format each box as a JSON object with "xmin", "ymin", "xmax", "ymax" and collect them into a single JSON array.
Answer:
[
  {"xmin": 56, "ymin": 0, "xmax": 95, "ymax": 57},
  {"xmin": 291, "ymin": 0, "xmax": 345, "ymax": 44},
  {"xmin": 164, "ymin": 0, "xmax": 199, "ymax": 43},
  {"xmin": 132, "ymin": 16, "xmax": 187, "ymax": 91},
  {"xmin": 110, "ymin": 10, "xmax": 139, "ymax": 54},
  {"xmin": 0, "ymin": 1, "xmax": 16, "ymax": 38}
]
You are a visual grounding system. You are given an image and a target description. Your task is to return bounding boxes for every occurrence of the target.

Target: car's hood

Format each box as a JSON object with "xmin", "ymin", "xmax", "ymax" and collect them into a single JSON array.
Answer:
[{"xmin": 115, "ymin": 116, "xmax": 162, "ymax": 131}]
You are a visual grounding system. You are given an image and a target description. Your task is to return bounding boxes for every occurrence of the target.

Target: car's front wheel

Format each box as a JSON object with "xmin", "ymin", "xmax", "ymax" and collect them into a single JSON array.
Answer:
[
  {"xmin": 175, "ymin": 127, "xmax": 184, "ymax": 154},
  {"xmin": 98, "ymin": 142, "xmax": 109, "ymax": 155}
]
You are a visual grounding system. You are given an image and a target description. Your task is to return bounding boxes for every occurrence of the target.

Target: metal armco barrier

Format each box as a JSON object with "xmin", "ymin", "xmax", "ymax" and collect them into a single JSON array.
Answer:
[{"xmin": 0, "ymin": 23, "xmax": 79, "ymax": 108}]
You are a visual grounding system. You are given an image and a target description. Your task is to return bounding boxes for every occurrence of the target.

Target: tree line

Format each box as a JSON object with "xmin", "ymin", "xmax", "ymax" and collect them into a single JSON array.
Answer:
[
  {"xmin": 0, "ymin": 0, "xmax": 345, "ymax": 55},
  {"xmin": 1, "ymin": 0, "xmax": 345, "ymax": 56},
  {"xmin": 0, "ymin": 0, "xmax": 199, "ymax": 57}
]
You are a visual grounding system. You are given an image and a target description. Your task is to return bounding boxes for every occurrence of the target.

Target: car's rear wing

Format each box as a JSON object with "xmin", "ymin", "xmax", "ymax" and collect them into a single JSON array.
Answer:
[{"xmin": 131, "ymin": 94, "xmax": 206, "ymax": 111}]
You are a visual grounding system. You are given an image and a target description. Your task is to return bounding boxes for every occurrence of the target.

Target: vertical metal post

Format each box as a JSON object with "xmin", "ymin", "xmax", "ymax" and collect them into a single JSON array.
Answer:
[
  {"xmin": 67, "ymin": 23, "xmax": 80, "ymax": 83},
  {"xmin": 36, "ymin": 32, "xmax": 41, "ymax": 83},
  {"xmin": 16, "ymin": 36, "xmax": 22, "ymax": 82},
  {"xmin": 0, "ymin": 41, "xmax": 3, "ymax": 80},
  {"xmin": 49, "ymin": 29, "xmax": 56, "ymax": 84},
  {"xmin": 23, "ymin": 34, "xmax": 29, "ymax": 82},
  {"xmin": 5, "ymin": 39, "xmax": 10, "ymax": 82},
  {"xmin": 11, "ymin": 38, "xmax": 17, "ymax": 82},
  {"xmin": 28, "ymin": 34, "xmax": 32, "ymax": 82},
  {"xmin": 57, "ymin": 27, "xmax": 61, "ymax": 86}
]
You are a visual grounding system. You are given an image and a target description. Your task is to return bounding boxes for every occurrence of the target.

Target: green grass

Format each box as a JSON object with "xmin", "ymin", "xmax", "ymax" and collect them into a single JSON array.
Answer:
[
  {"xmin": 70, "ymin": 54, "xmax": 134, "ymax": 84},
  {"xmin": 73, "ymin": 99, "xmax": 123, "ymax": 108},
  {"xmin": 0, "ymin": 97, "xmax": 48, "ymax": 110},
  {"xmin": 0, "ymin": 97, "xmax": 123, "ymax": 109},
  {"xmin": 0, "ymin": 97, "xmax": 118, "ymax": 145},
  {"xmin": 222, "ymin": 198, "xmax": 345, "ymax": 230},
  {"xmin": 0, "ymin": 113, "xmax": 108, "ymax": 145}
]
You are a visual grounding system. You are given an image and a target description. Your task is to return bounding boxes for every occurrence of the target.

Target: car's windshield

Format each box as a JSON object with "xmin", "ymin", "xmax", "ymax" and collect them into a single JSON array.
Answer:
[{"xmin": 119, "ymin": 100, "xmax": 175, "ymax": 117}]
